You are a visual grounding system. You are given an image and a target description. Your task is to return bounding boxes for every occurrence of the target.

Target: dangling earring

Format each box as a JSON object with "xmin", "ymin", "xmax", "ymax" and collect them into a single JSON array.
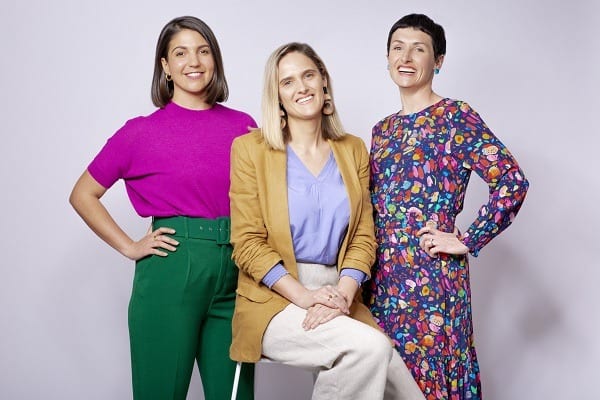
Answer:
[
  {"xmin": 434, "ymin": 68, "xmax": 440, "ymax": 75},
  {"xmin": 322, "ymin": 87, "xmax": 334, "ymax": 116},
  {"xmin": 165, "ymin": 73, "xmax": 172, "ymax": 90},
  {"xmin": 279, "ymin": 103, "xmax": 287, "ymax": 130}
]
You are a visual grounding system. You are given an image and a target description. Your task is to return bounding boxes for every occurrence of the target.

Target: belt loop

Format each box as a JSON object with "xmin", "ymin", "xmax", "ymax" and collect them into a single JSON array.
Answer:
[
  {"xmin": 183, "ymin": 216, "xmax": 189, "ymax": 239},
  {"xmin": 216, "ymin": 217, "xmax": 230, "ymax": 245}
]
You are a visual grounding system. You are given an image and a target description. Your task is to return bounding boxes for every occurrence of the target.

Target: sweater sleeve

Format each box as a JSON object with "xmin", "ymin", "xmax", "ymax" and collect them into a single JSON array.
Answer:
[{"xmin": 87, "ymin": 118, "xmax": 139, "ymax": 189}]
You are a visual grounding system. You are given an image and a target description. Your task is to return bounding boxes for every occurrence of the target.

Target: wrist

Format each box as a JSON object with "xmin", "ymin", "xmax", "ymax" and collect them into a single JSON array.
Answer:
[
  {"xmin": 455, "ymin": 234, "xmax": 470, "ymax": 255},
  {"xmin": 337, "ymin": 276, "xmax": 358, "ymax": 306},
  {"xmin": 119, "ymin": 239, "xmax": 136, "ymax": 260},
  {"xmin": 290, "ymin": 285, "xmax": 312, "ymax": 308}
]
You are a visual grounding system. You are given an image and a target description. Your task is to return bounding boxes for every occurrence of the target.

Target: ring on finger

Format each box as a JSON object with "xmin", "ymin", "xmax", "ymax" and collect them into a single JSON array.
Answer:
[{"xmin": 430, "ymin": 238, "xmax": 435, "ymax": 246}]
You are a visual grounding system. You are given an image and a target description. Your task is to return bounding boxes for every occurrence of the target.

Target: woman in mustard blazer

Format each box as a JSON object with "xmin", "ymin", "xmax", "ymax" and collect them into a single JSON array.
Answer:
[{"xmin": 229, "ymin": 42, "xmax": 423, "ymax": 400}]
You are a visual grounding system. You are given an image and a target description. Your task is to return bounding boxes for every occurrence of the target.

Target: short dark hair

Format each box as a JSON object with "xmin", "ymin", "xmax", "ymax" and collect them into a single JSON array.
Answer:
[
  {"xmin": 387, "ymin": 14, "xmax": 446, "ymax": 60},
  {"xmin": 151, "ymin": 16, "xmax": 228, "ymax": 108}
]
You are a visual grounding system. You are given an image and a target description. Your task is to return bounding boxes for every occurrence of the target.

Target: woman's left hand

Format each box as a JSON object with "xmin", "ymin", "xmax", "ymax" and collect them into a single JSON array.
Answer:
[
  {"xmin": 302, "ymin": 304, "xmax": 344, "ymax": 331},
  {"xmin": 417, "ymin": 221, "xmax": 469, "ymax": 257}
]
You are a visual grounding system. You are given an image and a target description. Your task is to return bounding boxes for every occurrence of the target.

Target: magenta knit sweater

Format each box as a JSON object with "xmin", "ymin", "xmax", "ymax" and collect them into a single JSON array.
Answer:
[{"xmin": 88, "ymin": 102, "xmax": 256, "ymax": 218}]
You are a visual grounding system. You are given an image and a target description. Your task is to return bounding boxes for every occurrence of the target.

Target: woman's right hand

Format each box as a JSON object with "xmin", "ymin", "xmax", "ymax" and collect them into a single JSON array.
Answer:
[{"xmin": 122, "ymin": 226, "xmax": 179, "ymax": 260}]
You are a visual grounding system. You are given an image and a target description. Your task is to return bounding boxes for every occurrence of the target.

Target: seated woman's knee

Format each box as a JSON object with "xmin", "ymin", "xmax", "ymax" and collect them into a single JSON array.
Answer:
[{"xmin": 355, "ymin": 328, "xmax": 393, "ymax": 363}]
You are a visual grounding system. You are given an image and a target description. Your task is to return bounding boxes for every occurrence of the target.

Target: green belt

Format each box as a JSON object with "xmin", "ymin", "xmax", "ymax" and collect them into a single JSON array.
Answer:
[{"xmin": 152, "ymin": 216, "xmax": 231, "ymax": 245}]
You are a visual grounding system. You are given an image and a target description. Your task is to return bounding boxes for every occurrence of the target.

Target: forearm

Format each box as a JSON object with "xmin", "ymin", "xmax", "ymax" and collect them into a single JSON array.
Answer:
[
  {"xmin": 271, "ymin": 274, "xmax": 310, "ymax": 306},
  {"xmin": 70, "ymin": 171, "xmax": 135, "ymax": 258},
  {"xmin": 70, "ymin": 192, "xmax": 135, "ymax": 257},
  {"xmin": 463, "ymin": 164, "xmax": 529, "ymax": 255}
]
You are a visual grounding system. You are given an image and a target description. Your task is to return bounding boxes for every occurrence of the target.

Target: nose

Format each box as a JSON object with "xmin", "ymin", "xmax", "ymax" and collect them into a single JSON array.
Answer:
[
  {"xmin": 188, "ymin": 52, "xmax": 200, "ymax": 66},
  {"xmin": 297, "ymin": 80, "xmax": 309, "ymax": 93},
  {"xmin": 400, "ymin": 49, "xmax": 411, "ymax": 63}
]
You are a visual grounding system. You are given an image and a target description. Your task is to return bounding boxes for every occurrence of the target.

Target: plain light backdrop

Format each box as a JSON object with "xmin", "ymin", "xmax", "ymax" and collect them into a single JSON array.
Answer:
[{"xmin": 1, "ymin": 0, "xmax": 598, "ymax": 399}]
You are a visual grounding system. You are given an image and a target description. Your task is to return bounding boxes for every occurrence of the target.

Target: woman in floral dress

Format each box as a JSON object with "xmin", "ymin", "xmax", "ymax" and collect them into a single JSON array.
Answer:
[{"xmin": 364, "ymin": 14, "xmax": 529, "ymax": 399}]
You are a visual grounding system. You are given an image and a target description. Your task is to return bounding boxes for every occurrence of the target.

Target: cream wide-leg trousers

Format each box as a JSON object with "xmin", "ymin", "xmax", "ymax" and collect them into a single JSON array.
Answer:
[{"xmin": 261, "ymin": 263, "xmax": 424, "ymax": 400}]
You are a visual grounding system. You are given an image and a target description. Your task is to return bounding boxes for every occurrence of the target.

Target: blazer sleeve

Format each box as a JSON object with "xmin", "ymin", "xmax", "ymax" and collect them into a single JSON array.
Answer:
[
  {"xmin": 340, "ymin": 138, "xmax": 377, "ymax": 276},
  {"xmin": 229, "ymin": 136, "xmax": 283, "ymax": 283}
]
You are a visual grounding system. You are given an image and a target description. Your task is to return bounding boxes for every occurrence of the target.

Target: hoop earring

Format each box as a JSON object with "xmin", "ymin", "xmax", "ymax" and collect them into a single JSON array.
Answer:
[
  {"xmin": 165, "ymin": 73, "xmax": 173, "ymax": 91},
  {"xmin": 279, "ymin": 103, "xmax": 287, "ymax": 130},
  {"xmin": 322, "ymin": 87, "xmax": 334, "ymax": 116}
]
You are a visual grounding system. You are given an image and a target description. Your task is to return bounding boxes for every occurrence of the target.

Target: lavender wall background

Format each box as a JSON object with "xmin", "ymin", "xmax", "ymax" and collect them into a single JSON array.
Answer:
[{"xmin": 1, "ymin": 0, "xmax": 598, "ymax": 398}]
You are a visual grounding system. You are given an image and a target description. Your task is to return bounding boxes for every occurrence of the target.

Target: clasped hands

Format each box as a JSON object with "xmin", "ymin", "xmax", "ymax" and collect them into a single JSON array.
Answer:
[{"xmin": 297, "ymin": 284, "xmax": 352, "ymax": 331}]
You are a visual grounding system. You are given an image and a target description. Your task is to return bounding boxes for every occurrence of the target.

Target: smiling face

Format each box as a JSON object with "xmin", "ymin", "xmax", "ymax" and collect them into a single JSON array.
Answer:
[
  {"xmin": 161, "ymin": 29, "xmax": 215, "ymax": 108},
  {"xmin": 387, "ymin": 27, "xmax": 443, "ymax": 93},
  {"xmin": 277, "ymin": 51, "xmax": 327, "ymax": 124}
]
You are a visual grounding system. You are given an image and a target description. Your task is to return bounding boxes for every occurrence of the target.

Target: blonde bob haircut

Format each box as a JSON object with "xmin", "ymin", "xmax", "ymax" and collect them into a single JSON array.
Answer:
[{"xmin": 259, "ymin": 42, "xmax": 345, "ymax": 150}]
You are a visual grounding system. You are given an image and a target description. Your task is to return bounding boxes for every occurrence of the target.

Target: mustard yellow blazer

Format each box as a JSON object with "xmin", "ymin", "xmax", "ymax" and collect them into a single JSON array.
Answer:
[{"xmin": 229, "ymin": 130, "xmax": 379, "ymax": 362}]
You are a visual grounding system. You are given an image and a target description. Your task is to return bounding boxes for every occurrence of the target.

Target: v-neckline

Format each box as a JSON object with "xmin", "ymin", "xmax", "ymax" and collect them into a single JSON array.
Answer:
[{"xmin": 287, "ymin": 146, "xmax": 334, "ymax": 180}]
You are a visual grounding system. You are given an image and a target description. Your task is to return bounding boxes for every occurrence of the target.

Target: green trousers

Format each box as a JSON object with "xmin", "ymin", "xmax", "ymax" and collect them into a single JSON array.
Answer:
[{"xmin": 128, "ymin": 216, "xmax": 254, "ymax": 400}]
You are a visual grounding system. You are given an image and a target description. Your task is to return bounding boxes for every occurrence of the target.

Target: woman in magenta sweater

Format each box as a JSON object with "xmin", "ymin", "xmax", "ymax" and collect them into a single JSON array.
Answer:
[{"xmin": 69, "ymin": 16, "xmax": 255, "ymax": 400}]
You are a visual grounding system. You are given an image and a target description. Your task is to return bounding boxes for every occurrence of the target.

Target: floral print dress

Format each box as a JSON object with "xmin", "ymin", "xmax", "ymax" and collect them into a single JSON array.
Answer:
[{"xmin": 365, "ymin": 98, "xmax": 529, "ymax": 399}]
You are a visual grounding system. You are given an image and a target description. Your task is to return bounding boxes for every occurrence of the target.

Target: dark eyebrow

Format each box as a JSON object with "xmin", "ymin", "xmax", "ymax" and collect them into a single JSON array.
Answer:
[
  {"xmin": 391, "ymin": 40, "xmax": 427, "ymax": 46},
  {"xmin": 170, "ymin": 44, "xmax": 210, "ymax": 54}
]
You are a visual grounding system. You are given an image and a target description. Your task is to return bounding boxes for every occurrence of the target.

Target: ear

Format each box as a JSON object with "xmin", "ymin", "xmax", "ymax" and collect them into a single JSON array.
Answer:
[
  {"xmin": 161, "ymin": 57, "xmax": 170, "ymax": 75},
  {"xmin": 435, "ymin": 55, "xmax": 445, "ymax": 70}
]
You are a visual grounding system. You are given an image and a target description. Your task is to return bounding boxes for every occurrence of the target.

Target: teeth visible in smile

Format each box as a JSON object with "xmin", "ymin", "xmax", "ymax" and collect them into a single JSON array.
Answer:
[
  {"xmin": 399, "ymin": 68, "xmax": 415, "ymax": 73},
  {"xmin": 186, "ymin": 72, "xmax": 202, "ymax": 77},
  {"xmin": 297, "ymin": 95, "xmax": 313, "ymax": 104}
]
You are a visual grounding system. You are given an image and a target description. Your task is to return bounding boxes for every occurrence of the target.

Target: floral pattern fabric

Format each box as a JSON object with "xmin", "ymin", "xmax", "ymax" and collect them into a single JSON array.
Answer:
[{"xmin": 365, "ymin": 98, "xmax": 529, "ymax": 399}]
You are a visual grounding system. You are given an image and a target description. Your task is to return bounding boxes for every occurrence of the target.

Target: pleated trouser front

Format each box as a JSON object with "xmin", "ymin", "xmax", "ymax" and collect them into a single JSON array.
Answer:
[{"xmin": 128, "ymin": 216, "xmax": 254, "ymax": 400}]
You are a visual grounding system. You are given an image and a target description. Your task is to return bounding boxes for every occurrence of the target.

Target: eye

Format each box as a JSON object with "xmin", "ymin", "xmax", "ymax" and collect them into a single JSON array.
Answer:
[
  {"xmin": 200, "ymin": 48, "xmax": 211, "ymax": 55},
  {"xmin": 175, "ymin": 51, "xmax": 185, "ymax": 57},
  {"xmin": 393, "ymin": 46, "xmax": 402, "ymax": 51},
  {"xmin": 416, "ymin": 47, "xmax": 425, "ymax": 53}
]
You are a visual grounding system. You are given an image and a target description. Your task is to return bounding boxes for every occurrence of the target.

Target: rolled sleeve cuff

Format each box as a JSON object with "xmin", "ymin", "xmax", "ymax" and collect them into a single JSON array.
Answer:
[
  {"xmin": 340, "ymin": 268, "xmax": 367, "ymax": 286},
  {"xmin": 262, "ymin": 263, "xmax": 289, "ymax": 288}
]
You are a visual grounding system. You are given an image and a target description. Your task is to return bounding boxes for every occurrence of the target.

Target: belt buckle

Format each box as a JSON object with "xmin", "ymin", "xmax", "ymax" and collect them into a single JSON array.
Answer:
[{"xmin": 215, "ymin": 217, "xmax": 230, "ymax": 245}]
